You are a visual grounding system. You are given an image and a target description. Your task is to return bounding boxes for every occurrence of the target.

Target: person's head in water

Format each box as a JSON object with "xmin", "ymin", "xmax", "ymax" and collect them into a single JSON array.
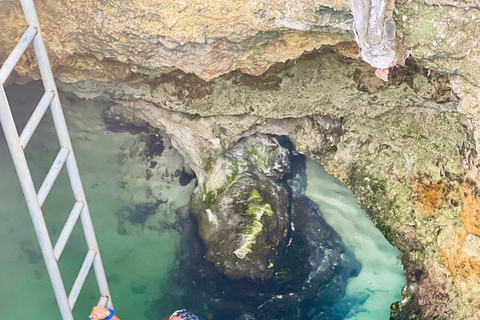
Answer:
[{"xmin": 167, "ymin": 309, "xmax": 199, "ymax": 320}]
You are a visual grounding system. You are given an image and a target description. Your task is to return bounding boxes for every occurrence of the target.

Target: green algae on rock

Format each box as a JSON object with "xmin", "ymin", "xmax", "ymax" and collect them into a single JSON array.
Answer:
[
  {"xmin": 191, "ymin": 135, "xmax": 291, "ymax": 280},
  {"xmin": 4, "ymin": 20, "xmax": 478, "ymax": 315},
  {"xmin": 74, "ymin": 50, "xmax": 479, "ymax": 318},
  {"xmin": 2, "ymin": 0, "xmax": 480, "ymax": 316},
  {"xmin": 234, "ymin": 189, "xmax": 275, "ymax": 259}
]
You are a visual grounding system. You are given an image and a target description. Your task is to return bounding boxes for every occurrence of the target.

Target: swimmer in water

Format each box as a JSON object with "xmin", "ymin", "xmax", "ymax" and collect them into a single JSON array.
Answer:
[{"xmin": 89, "ymin": 306, "xmax": 199, "ymax": 320}]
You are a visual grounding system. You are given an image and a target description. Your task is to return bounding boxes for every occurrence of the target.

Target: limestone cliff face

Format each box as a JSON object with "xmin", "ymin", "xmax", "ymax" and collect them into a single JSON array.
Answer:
[
  {"xmin": 2, "ymin": 0, "xmax": 480, "ymax": 318},
  {"xmin": 395, "ymin": 1, "xmax": 480, "ymax": 187},
  {"xmin": 0, "ymin": 0, "xmax": 352, "ymax": 82}
]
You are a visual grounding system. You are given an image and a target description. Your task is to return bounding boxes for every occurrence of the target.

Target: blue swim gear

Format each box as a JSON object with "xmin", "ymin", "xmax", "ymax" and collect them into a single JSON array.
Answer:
[{"xmin": 105, "ymin": 309, "xmax": 115, "ymax": 320}]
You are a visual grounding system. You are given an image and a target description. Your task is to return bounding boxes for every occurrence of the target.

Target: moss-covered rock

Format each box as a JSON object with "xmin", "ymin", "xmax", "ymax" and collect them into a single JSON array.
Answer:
[
  {"xmin": 234, "ymin": 189, "xmax": 275, "ymax": 259},
  {"xmin": 191, "ymin": 135, "xmax": 291, "ymax": 280},
  {"xmin": 191, "ymin": 172, "xmax": 289, "ymax": 280}
]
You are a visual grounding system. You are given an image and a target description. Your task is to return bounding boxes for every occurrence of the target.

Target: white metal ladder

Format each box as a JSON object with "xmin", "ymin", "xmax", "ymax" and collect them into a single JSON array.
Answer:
[{"xmin": 0, "ymin": 1, "xmax": 113, "ymax": 319}]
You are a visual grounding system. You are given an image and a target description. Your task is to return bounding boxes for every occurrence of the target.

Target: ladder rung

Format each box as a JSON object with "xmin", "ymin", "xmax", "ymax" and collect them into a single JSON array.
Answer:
[
  {"xmin": 0, "ymin": 26, "xmax": 37, "ymax": 84},
  {"xmin": 68, "ymin": 249, "xmax": 97, "ymax": 310},
  {"xmin": 19, "ymin": 89, "xmax": 55, "ymax": 149},
  {"xmin": 53, "ymin": 200, "xmax": 85, "ymax": 261},
  {"xmin": 37, "ymin": 146, "xmax": 69, "ymax": 206}
]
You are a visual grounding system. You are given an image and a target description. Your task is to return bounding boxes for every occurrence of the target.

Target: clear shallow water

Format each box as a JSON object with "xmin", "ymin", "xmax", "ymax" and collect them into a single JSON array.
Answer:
[
  {"xmin": 305, "ymin": 160, "xmax": 406, "ymax": 319},
  {"xmin": 1, "ymin": 81, "xmax": 405, "ymax": 320},
  {"xmin": 0, "ymin": 82, "xmax": 195, "ymax": 319}
]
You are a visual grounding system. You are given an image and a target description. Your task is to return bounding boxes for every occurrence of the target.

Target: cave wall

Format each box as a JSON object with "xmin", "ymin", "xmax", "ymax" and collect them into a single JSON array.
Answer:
[{"xmin": 0, "ymin": 0, "xmax": 352, "ymax": 82}]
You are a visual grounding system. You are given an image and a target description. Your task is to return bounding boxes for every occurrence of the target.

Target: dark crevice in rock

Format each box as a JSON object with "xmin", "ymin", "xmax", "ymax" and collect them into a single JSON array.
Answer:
[
  {"xmin": 102, "ymin": 107, "xmax": 150, "ymax": 134},
  {"xmin": 145, "ymin": 132, "xmax": 165, "ymax": 158},
  {"xmin": 179, "ymin": 167, "xmax": 197, "ymax": 186}
]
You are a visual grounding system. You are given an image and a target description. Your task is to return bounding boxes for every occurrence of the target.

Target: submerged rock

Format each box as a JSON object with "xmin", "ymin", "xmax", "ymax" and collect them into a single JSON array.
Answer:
[
  {"xmin": 191, "ymin": 134, "xmax": 291, "ymax": 280},
  {"xmin": 2, "ymin": 0, "xmax": 478, "ymax": 311},
  {"xmin": 291, "ymin": 196, "xmax": 359, "ymax": 299},
  {"xmin": 192, "ymin": 172, "xmax": 289, "ymax": 280},
  {"xmin": 181, "ymin": 136, "xmax": 360, "ymax": 319}
]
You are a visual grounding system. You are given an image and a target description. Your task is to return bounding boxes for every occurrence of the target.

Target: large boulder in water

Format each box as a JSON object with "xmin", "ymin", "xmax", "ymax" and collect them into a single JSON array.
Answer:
[
  {"xmin": 182, "ymin": 136, "xmax": 361, "ymax": 320},
  {"xmin": 191, "ymin": 134, "xmax": 291, "ymax": 280},
  {"xmin": 191, "ymin": 172, "xmax": 289, "ymax": 280}
]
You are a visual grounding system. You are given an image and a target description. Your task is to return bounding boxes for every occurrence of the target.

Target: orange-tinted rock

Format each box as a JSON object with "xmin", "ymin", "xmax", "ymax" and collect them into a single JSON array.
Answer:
[
  {"xmin": 412, "ymin": 178, "xmax": 448, "ymax": 218},
  {"xmin": 440, "ymin": 227, "xmax": 480, "ymax": 282},
  {"xmin": 459, "ymin": 181, "xmax": 480, "ymax": 236}
]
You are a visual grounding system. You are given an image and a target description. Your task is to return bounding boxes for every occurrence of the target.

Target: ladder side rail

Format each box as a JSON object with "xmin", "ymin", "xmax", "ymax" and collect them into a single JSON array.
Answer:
[
  {"xmin": 78, "ymin": 203, "xmax": 114, "ymax": 309},
  {"xmin": 92, "ymin": 295, "xmax": 109, "ymax": 320},
  {"xmin": 19, "ymin": 0, "xmax": 68, "ymax": 147},
  {"xmin": 35, "ymin": 27, "xmax": 115, "ymax": 312},
  {"xmin": 0, "ymin": 25, "xmax": 37, "ymax": 84},
  {"xmin": 20, "ymin": 0, "xmax": 113, "ymax": 308},
  {"xmin": 0, "ymin": 84, "xmax": 74, "ymax": 320}
]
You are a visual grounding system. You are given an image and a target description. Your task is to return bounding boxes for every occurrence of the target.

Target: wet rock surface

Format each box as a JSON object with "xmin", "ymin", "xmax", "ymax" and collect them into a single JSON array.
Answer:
[
  {"xmin": 100, "ymin": 110, "xmax": 197, "ymax": 236},
  {"xmin": 193, "ymin": 172, "xmax": 289, "ymax": 280},
  {"xmin": 2, "ymin": 0, "xmax": 480, "ymax": 312},
  {"xmin": 178, "ymin": 137, "xmax": 360, "ymax": 319},
  {"xmin": 191, "ymin": 134, "xmax": 291, "ymax": 280}
]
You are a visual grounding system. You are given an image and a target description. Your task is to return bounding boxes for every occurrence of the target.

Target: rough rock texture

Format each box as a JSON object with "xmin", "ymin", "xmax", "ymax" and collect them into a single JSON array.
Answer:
[
  {"xmin": 60, "ymin": 52, "xmax": 349, "ymax": 186},
  {"xmin": 59, "ymin": 50, "xmax": 478, "ymax": 318},
  {"xmin": 190, "ymin": 135, "xmax": 291, "ymax": 280},
  {"xmin": 459, "ymin": 181, "xmax": 480, "ymax": 235},
  {"xmin": 0, "ymin": 0, "xmax": 353, "ymax": 82},
  {"xmin": 396, "ymin": 0, "xmax": 480, "ymax": 189},
  {"xmin": 174, "ymin": 150, "xmax": 360, "ymax": 320},
  {"xmin": 396, "ymin": 0, "xmax": 480, "ymax": 86}
]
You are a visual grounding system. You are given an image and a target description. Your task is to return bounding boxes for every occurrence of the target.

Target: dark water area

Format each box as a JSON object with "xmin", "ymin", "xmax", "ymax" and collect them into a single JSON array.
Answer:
[{"xmin": 165, "ymin": 152, "xmax": 401, "ymax": 320}]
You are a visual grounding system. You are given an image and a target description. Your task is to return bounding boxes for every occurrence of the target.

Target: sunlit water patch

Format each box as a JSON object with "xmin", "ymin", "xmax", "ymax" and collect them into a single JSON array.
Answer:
[{"xmin": 305, "ymin": 159, "xmax": 405, "ymax": 319}]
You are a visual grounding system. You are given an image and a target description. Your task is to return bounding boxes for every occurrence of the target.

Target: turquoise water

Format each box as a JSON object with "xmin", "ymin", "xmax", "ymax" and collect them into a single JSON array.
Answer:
[
  {"xmin": 306, "ymin": 160, "xmax": 405, "ymax": 319},
  {"xmin": 1, "ymin": 82, "xmax": 405, "ymax": 319},
  {"xmin": 0, "ymin": 82, "xmax": 196, "ymax": 319}
]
